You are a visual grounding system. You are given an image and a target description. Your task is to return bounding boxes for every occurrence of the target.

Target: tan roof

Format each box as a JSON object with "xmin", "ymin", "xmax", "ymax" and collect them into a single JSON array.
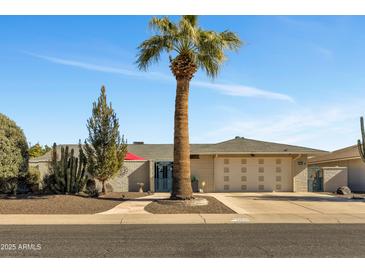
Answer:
[
  {"xmin": 308, "ymin": 145, "xmax": 361, "ymax": 164},
  {"xmin": 30, "ymin": 137, "xmax": 326, "ymax": 163}
]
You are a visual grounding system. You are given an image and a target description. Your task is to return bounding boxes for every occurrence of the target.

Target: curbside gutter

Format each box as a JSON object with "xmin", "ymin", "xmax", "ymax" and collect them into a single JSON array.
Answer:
[{"xmin": 1, "ymin": 213, "xmax": 365, "ymax": 225}]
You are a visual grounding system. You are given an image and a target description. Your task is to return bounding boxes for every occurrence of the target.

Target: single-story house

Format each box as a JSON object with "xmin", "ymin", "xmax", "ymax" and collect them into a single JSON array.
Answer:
[
  {"xmin": 30, "ymin": 136, "xmax": 326, "ymax": 192},
  {"xmin": 308, "ymin": 145, "xmax": 365, "ymax": 192}
]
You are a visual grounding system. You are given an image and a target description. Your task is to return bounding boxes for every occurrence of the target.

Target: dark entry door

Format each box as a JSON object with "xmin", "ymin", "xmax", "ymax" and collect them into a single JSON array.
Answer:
[
  {"xmin": 308, "ymin": 166, "xmax": 323, "ymax": 192},
  {"xmin": 155, "ymin": 161, "xmax": 173, "ymax": 192}
]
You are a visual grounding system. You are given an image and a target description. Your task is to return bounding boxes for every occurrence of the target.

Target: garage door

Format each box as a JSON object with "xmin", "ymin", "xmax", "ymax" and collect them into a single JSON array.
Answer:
[{"xmin": 214, "ymin": 157, "xmax": 292, "ymax": 192}]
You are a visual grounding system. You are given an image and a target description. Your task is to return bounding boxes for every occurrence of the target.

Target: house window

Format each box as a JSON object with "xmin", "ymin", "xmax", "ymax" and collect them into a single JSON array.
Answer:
[
  {"xmin": 258, "ymin": 184, "xmax": 265, "ymax": 191},
  {"xmin": 259, "ymin": 176, "xmax": 264, "ymax": 182},
  {"xmin": 241, "ymin": 159, "xmax": 247, "ymax": 164},
  {"xmin": 258, "ymin": 167, "xmax": 264, "ymax": 173},
  {"xmin": 276, "ymin": 176, "xmax": 282, "ymax": 182},
  {"xmin": 241, "ymin": 167, "xmax": 247, "ymax": 173},
  {"xmin": 241, "ymin": 185, "xmax": 247, "ymax": 191},
  {"xmin": 224, "ymin": 176, "xmax": 229, "ymax": 182},
  {"xmin": 224, "ymin": 159, "xmax": 229, "ymax": 165},
  {"xmin": 276, "ymin": 159, "xmax": 282, "ymax": 165},
  {"xmin": 258, "ymin": 159, "xmax": 264, "ymax": 164},
  {"xmin": 275, "ymin": 184, "xmax": 282, "ymax": 191},
  {"xmin": 224, "ymin": 167, "xmax": 229, "ymax": 173},
  {"xmin": 224, "ymin": 184, "xmax": 230, "ymax": 190},
  {"xmin": 276, "ymin": 167, "xmax": 282, "ymax": 173},
  {"xmin": 241, "ymin": 175, "xmax": 247, "ymax": 182}
]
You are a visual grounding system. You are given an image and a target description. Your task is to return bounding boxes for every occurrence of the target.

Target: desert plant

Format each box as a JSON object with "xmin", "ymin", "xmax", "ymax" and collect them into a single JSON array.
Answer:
[
  {"xmin": 358, "ymin": 116, "xmax": 365, "ymax": 162},
  {"xmin": 28, "ymin": 143, "xmax": 52, "ymax": 158},
  {"xmin": 48, "ymin": 142, "xmax": 88, "ymax": 194},
  {"xmin": 85, "ymin": 179, "xmax": 99, "ymax": 197},
  {"xmin": 0, "ymin": 113, "xmax": 29, "ymax": 193},
  {"xmin": 84, "ymin": 86, "xmax": 127, "ymax": 195},
  {"xmin": 137, "ymin": 16, "xmax": 242, "ymax": 199},
  {"xmin": 27, "ymin": 166, "xmax": 41, "ymax": 184}
]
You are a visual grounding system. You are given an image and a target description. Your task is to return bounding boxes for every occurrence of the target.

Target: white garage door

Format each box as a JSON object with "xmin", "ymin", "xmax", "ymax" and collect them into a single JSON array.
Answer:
[{"xmin": 214, "ymin": 157, "xmax": 292, "ymax": 192}]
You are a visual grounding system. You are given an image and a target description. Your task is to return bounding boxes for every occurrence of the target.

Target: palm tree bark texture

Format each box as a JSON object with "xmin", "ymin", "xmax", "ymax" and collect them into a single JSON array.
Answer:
[{"xmin": 137, "ymin": 16, "xmax": 242, "ymax": 199}]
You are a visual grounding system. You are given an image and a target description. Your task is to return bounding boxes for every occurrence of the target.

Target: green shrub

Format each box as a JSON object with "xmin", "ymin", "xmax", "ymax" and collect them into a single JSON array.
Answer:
[
  {"xmin": 0, "ymin": 113, "xmax": 29, "ymax": 193},
  {"xmin": 85, "ymin": 179, "xmax": 98, "ymax": 197},
  {"xmin": 26, "ymin": 166, "xmax": 41, "ymax": 186},
  {"xmin": 29, "ymin": 143, "xmax": 52, "ymax": 158}
]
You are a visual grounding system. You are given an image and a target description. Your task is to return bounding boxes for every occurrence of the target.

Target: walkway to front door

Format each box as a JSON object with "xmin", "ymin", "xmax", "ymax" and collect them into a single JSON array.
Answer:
[{"xmin": 155, "ymin": 161, "xmax": 173, "ymax": 192}]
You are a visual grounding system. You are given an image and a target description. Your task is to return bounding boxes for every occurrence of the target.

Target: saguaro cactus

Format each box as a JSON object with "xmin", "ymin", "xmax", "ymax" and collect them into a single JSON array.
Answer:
[
  {"xmin": 358, "ymin": 116, "xmax": 365, "ymax": 162},
  {"xmin": 49, "ymin": 143, "xmax": 88, "ymax": 194}
]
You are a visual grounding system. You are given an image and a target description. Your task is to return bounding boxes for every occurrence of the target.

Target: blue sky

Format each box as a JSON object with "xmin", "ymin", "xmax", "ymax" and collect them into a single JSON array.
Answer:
[{"xmin": 1, "ymin": 16, "xmax": 365, "ymax": 151}]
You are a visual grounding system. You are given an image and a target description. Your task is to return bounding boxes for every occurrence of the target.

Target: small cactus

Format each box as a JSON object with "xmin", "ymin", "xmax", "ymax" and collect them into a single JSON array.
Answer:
[{"xmin": 358, "ymin": 116, "xmax": 365, "ymax": 162}]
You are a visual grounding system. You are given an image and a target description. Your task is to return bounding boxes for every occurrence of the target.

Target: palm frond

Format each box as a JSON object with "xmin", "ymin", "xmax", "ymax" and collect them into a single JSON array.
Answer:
[
  {"xmin": 220, "ymin": 30, "xmax": 243, "ymax": 51},
  {"xmin": 136, "ymin": 35, "xmax": 172, "ymax": 70},
  {"xmin": 137, "ymin": 15, "xmax": 243, "ymax": 78},
  {"xmin": 149, "ymin": 16, "xmax": 178, "ymax": 36},
  {"xmin": 182, "ymin": 15, "xmax": 198, "ymax": 27}
]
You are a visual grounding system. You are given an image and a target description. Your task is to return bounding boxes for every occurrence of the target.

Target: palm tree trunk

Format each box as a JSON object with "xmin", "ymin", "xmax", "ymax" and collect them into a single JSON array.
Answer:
[{"xmin": 171, "ymin": 78, "xmax": 193, "ymax": 199}]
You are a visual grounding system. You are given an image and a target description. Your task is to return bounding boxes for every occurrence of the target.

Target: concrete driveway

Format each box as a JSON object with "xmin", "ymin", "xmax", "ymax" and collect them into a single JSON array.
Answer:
[{"xmin": 206, "ymin": 192, "xmax": 365, "ymax": 223}]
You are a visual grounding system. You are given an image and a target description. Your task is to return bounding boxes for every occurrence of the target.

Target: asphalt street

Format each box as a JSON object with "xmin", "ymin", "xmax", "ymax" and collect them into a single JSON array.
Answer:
[{"xmin": 0, "ymin": 224, "xmax": 365, "ymax": 257}]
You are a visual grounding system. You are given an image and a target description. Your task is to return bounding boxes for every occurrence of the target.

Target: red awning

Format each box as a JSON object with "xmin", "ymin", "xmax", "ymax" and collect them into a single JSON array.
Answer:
[{"xmin": 125, "ymin": 152, "xmax": 145, "ymax": 160}]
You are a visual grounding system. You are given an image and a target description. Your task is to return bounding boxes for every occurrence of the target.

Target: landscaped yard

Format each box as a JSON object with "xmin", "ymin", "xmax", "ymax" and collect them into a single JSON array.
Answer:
[
  {"xmin": 144, "ymin": 195, "xmax": 236, "ymax": 214},
  {"xmin": 0, "ymin": 192, "xmax": 148, "ymax": 214}
]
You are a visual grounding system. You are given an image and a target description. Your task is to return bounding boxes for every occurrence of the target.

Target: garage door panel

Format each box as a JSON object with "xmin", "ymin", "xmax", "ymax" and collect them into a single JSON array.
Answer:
[{"xmin": 214, "ymin": 157, "xmax": 292, "ymax": 192}]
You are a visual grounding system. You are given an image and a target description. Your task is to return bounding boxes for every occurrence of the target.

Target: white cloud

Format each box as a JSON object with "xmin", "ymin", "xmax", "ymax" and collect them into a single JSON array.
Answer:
[
  {"xmin": 25, "ymin": 52, "xmax": 170, "ymax": 80},
  {"xmin": 199, "ymin": 103, "xmax": 365, "ymax": 151},
  {"xmin": 26, "ymin": 52, "xmax": 294, "ymax": 102},
  {"xmin": 193, "ymin": 81, "xmax": 294, "ymax": 102}
]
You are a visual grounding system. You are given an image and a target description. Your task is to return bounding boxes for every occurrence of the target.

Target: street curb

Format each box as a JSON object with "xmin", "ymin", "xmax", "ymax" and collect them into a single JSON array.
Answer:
[{"xmin": 1, "ymin": 213, "xmax": 365, "ymax": 225}]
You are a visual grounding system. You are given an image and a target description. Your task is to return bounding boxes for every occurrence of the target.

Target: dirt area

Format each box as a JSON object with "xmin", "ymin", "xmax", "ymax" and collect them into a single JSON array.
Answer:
[
  {"xmin": 0, "ymin": 192, "xmax": 148, "ymax": 214},
  {"xmin": 144, "ymin": 195, "xmax": 236, "ymax": 214}
]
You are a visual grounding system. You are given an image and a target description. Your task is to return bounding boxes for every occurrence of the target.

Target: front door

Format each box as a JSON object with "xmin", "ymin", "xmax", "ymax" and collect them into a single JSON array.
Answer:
[
  {"xmin": 308, "ymin": 166, "xmax": 323, "ymax": 192},
  {"xmin": 155, "ymin": 161, "xmax": 173, "ymax": 192}
]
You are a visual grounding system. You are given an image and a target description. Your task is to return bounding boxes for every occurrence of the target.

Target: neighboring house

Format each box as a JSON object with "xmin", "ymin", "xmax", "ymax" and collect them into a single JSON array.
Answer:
[
  {"xmin": 308, "ymin": 145, "xmax": 365, "ymax": 192},
  {"xmin": 30, "ymin": 136, "xmax": 325, "ymax": 192}
]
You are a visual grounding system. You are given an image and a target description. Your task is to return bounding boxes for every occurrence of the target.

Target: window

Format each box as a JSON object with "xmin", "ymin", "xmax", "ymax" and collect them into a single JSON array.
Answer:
[
  {"xmin": 276, "ymin": 159, "xmax": 282, "ymax": 165},
  {"xmin": 258, "ymin": 184, "xmax": 265, "ymax": 191},
  {"xmin": 224, "ymin": 184, "xmax": 230, "ymax": 190},
  {"xmin": 259, "ymin": 176, "xmax": 264, "ymax": 182},
  {"xmin": 241, "ymin": 159, "xmax": 247, "ymax": 164},
  {"xmin": 241, "ymin": 185, "xmax": 247, "ymax": 191},
  {"xmin": 276, "ymin": 167, "xmax": 282, "ymax": 173},
  {"xmin": 276, "ymin": 176, "xmax": 282, "ymax": 182},
  {"xmin": 258, "ymin": 159, "xmax": 264, "ymax": 164},
  {"xmin": 224, "ymin": 176, "xmax": 229, "ymax": 182},
  {"xmin": 224, "ymin": 159, "xmax": 229, "ymax": 165},
  {"xmin": 241, "ymin": 167, "xmax": 247, "ymax": 173},
  {"xmin": 275, "ymin": 184, "xmax": 282, "ymax": 191},
  {"xmin": 258, "ymin": 167, "xmax": 264, "ymax": 173},
  {"xmin": 224, "ymin": 167, "xmax": 229, "ymax": 173},
  {"xmin": 241, "ymin": 175, "xmax": 247, "ymax": 182}
]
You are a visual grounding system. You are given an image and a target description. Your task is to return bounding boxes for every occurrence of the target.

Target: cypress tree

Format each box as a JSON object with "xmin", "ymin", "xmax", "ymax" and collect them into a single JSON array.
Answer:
[{"xmin": 84, "ymin": 86, "xmax": 127, "ymax": 194}]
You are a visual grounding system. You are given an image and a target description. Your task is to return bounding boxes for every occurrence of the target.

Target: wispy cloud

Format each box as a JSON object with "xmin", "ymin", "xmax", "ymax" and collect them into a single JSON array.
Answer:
[
  {"xmin": 25, "ymin": 52, "xmax": 170, "ymax": 80},
  {"xmin": 314, "ymin": 45, "xmax": 334, "ymax": 59},
  {"xmin": 193, "ymin": 81, "xmax": 294, "ymax": 102},
  {"xmin": 200, "ymin": 103, "xmax": 364, "ymax": 151},
  {"xmin": 26, "ymin": 52, "xmax": 294, "ymax": 102}
]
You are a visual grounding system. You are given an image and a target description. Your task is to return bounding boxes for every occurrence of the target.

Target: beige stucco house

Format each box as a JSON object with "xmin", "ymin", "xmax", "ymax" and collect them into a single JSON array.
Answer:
[
  {"xmin": 308, "ymin": 145, "xmax": 365, "ymax": 192},
  {"xmin": 30, "ymin": 137, "xmax": 325, "ymax": 193}
]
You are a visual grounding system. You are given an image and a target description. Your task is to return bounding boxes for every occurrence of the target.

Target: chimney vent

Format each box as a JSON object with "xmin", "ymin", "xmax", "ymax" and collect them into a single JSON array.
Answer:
[{"xmin": 133, "ymin": 141, "xmax": 144, "ymax": 145}]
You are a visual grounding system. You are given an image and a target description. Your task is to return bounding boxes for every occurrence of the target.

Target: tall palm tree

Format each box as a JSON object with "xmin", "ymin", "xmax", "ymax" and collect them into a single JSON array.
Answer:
[{"xmin": 137, "ymin": 15, "xmax": 242, "ymax": 199}]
